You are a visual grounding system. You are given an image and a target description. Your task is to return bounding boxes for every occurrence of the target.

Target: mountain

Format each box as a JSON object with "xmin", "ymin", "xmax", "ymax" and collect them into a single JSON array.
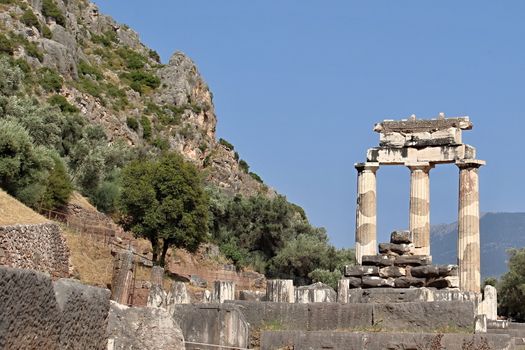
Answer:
[
  {"xmin": 0, "ymin": 0, "xmax": 271, "ymax": 198},
  {"xmin": 431, "ymin": 212, "xmax": 525, "ymax": 279}
]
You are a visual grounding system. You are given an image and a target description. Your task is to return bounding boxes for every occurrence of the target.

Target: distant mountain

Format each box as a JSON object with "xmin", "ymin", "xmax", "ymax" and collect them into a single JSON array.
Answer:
[{"xmin": 431, "ymin": 212, "xmax": 525, "ymax": 279}]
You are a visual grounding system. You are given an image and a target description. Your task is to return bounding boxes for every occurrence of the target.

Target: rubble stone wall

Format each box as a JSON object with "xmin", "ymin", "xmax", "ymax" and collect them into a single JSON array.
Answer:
[
  {"xmin": 0, "ymin": 223, "xmax": 69, "ymax": 278},
  {"xmin": 0, "ymin": 266, "xmax": 110, "ymax": 349}
]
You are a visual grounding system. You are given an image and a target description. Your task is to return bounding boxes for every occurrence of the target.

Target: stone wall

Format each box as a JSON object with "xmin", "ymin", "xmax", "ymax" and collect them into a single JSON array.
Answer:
[
  {"xmin": 0, "ymin": 223, "xmax": 69, "ymax": 278},
  {"xmin": 0, "ymin": 266, "xmax": 110, "ymax": 349},
  {"xmin": 261, "ymin": 331, "xmax": 513, "ymax": 350}
]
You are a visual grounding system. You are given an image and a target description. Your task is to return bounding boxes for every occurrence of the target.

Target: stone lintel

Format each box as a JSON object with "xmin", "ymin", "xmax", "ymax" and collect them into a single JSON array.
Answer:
[
  {"xmin": 367, "ymin": 144, "xmax": 476, "ymax": 165},
  {"xmin": 374, "ymin": 117, "xmax": 472, "ymax": 133},
  {"xmin": 355, "ymin": 162, "xmax": 380, "ymax": 172},
  {"xmin": 405, "ymin": 162, "xmax": 434, "ymax": 171},
  {"xmin": 456, "ymin": 159, "xmax": 486, "ymax": 169}
]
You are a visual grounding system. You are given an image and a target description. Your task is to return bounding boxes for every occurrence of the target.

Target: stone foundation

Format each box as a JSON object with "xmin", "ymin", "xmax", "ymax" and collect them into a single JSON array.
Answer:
[{"xmin": 0, "ymin": 266, "xmax": 109, "ymax": 349}]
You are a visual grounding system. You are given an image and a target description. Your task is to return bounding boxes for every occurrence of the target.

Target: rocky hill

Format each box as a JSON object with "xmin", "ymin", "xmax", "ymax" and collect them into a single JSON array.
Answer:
[
  {"xmin": 431, "ymin": 212, "xmax": 525, "ymax": 279},
  {"xmin": 0, "ymin": 0, "xmax": 270, "ymax": 197}
]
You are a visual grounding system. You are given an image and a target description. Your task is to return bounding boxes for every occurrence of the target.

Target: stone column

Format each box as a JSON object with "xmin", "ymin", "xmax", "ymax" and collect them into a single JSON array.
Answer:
[
  {"xmin": 407, "ymin": 162, "xmax": 433, "ymax": 255},
  {"xmin": 213, "ymin": 281, "xmax": 235, "ymax": 303},
  {"xmin": 266, "ymin": 279, "xmax": 295, "ymax": 303},
  {"xmin": 147, "ymin": 266, "xmax": 166, "ymax": 308},
  {"xmin": 457, "ymin": 160, "xmax": 485, "ymax": 292},
  {"xmin": 355, "ymin": 162, "xmax": 380, "ymax": 264},
  {"xmin": 150, "ymin": 265, "xmax": 164, "ymax": 287},
  {"xmin": 110, "ymin": 250, "xmax": 134, "ymax": 305}
]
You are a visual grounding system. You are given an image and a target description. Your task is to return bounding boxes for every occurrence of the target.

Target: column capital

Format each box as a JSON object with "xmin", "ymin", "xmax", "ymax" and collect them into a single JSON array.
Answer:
[
  {"xmin": 355, "ymin": 162, "xmax": 380, "ymax": 173},
  {"xmin": 405, "ymin": 162, "xmax": 434, "ymax": 172},
  {"xmin": 456, "ymin": 159, "xmax": 486, "ymax": 170}
]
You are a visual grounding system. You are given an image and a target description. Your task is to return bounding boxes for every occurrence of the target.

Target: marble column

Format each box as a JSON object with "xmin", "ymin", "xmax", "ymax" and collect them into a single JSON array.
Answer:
[
  {"xmin": 407, "ymin": 162, "xmax": 433, "ymax": 255},
  {"xmin": 457, "ymin": 160, "xmax": 485, "ymax": 292},
  {"xmin": 355, "ymin": 162, "xmax": 380, "ymax": 264},
  {"xmin": 110, "ymin": 250, "xmax": 134, "ymax": 305}
]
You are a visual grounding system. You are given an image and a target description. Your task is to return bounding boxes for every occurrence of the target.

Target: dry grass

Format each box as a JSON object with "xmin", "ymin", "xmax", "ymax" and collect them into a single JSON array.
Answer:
[
  {"xmin": 69, "ymin": 191, "xmax": 98, "ymax": 211},
  {"xmin": 62, "ymin": 227, "xmax": 113, "ymax": 288},
  {"xmin": 0, "ymin": 190, "xmax": 48, "ymax": 226}
]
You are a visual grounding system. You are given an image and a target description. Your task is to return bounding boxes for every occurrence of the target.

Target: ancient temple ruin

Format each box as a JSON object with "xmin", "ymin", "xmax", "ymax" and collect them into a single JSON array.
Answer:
[{"xmin": 354, "ymin": 115, "xmax": 485, "ymax": 292}]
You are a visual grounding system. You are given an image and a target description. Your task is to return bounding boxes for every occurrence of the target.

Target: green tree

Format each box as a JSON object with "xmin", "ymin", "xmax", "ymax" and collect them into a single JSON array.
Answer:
[
  {"xmin": 119, "ymin": 152, "xmax": 209, "ymax": 265},
  {"xmin": 39, "ymin": 155, "xmax": 73, "ymax": 210},
  {"xmin": 498, "ymin": 248, "xmax": 525, "ymax": 321}
]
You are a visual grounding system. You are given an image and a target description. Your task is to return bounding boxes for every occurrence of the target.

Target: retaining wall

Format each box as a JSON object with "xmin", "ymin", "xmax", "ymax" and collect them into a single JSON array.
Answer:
[{"xmin": 0, "ymin": 223, "xmax": 69, "ymax": 278}]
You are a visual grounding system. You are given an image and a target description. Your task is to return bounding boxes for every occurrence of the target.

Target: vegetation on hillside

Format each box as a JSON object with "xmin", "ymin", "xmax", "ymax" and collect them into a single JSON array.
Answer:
[{"xmin": 0, "ymin": 0, "xmax": 355, "ymax": 286}]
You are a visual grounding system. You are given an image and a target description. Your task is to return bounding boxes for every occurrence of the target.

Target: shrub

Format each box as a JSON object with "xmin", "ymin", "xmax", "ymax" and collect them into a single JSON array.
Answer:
[
  {"xmin": 0, "ymin": 34, "xmax": 14, "ymax": 55},
  {"xmin": 38, "ymin": 67, "xmax": 63, "ymax": 92},
  {"xmin": 42, "ymin": 25, "xmax": 52, "ymax": 39},
  {"xmin": 140, "ymin": 116, "xmax": 152, "ymax": 139},
  {"xmin": 24, "ymin": 40, "xmax": 43, "ymax": 61},
  {"xmin": 152, "ymin": 137, "xmax": 169, "ymax": 151},
  {"xmin": 92, "ymin": 180, "xmax": 120, "ymax": 214},
  {"xmin": 238, "ymin": 159, "xmax": 249, "ymax": 173},
  {"xmin": 126, "ymin": 70, "xmax": 160, "ymax": 93},
  {"xmin": 218, "ymin": 138, "xmax": 234, "ymax": 150},
  {"xmin": 149, "ymin": 49, "xmax": 160, "ymax": 63},
  {"xmin": 91, "ymin": 30, "xmax": 117, "ymax": 47},
  {"xmin": 21, "ymin": 9, "xmax": 40, "ymax": 29},
  {"xmin": 47, "ymin": 95, "xmax": 78, "ymax": 113},
  {"xmin": 39, "ymin": 155, "xmax": 73, "ymax": 210},
  {"xmin": 77, "ymin": 77, "xmax": 102, "ymax": 99},
  {"xmin": 126, "ymin": 117, "xmax": 139, "ymax": 131},
  {"xmin": 78, "ymin": 60, "xmax": 102, "ymax": 80},
  {"xmin": 42, "ymin": 0, "xmax": 66, "ymax": 27},
  {"xmin": 117, "ymin": 47, "xmax": 147, "ymax": 70},
  {"xmin": 308, "ymin": 269, "xmax": 342, "ymax": 290},
  {"xmin": 0, "ymin": 56, "xmax": 23, "ymax": 95},
  {"xmin": 12, "ymin": 58, "xmax": 30, "ymax": 73},
  {"xmin": 249, "ymin": 172, "xmax": 263, "ymax": 183}
]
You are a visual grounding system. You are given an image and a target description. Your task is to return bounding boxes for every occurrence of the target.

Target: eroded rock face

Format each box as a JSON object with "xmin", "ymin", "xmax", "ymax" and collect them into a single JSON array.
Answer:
[{"xmin": 107, "ymin": 301, "xmax": 184, "ymax": 350}]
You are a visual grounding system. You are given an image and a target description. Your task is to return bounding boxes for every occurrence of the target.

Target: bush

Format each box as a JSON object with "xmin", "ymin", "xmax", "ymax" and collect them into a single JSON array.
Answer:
[
  {"xmin": 24, "ymin": 40, "xmax": 43, "ymax": 61},
  {"xmin": 77, "ymin": 77, "xmax": 102, "ymax": 99},
  {"xmin": 42, "ymin": 25, "xmax": 52, "ymax": 39},
  {"xmin": 238, "ymin": 159, "xmax": 249, "ymax": 173},
  {"xmin": 78, "ymin": 60, "xmax": 102, "ymax": 80},
  {"xmin": 92, "ymin": 180, "xmax": 120, "ymax": 214},
  {"xmin": 39, "ymin": 155, "xmax": 73, "ymax": 210},
  {"xmin": 47, "ymin": 94, "xmax": 78, "ymax": 113},
  {"xmin": 219, "ymin": 138, "xmax": 234, "ymax": 150},
  {"xmin": 91, "ymin": 30, "xmax": 117, "ymax": 47},
  {"xmin": 152, "ymin": 137, "xmax": 169, "ymax": 151},
  {"xmin": 126, "ymin": 117, "xmax": 139, "ymax": 131},
  {"xmin": 0, "ymin": 34, "xmax": 14, "ymax": 55},
  {"xmin": 149, "ymin": 49, "xmax": 160, "ymax": 63},
  {"xmin": 42, "ymin": 0, "xmax": 66, "ymax": 27},
  {"xmin": 126, "ymin": 70, "xmax": 160, "ymax": 93},
  {"xmin": 38, "ymin": 67, "xmax": 63, "ymax": 92},
  {"xmin": 498, "ymin": 248, "xmax": 525, "ymax": 321},
  {"xmin": 21, "ymin": 9, "xmax": 40, "ymax": 29},
  {"xmin": 308, "ymin": 269, "xmax": 342, "ymax": 290},
  {"xmin": 140, "ymin": 116, "xmax": 152, "ymax": 139},
  {"xmin": 249, "ymin": 172, "xmax": 263, "ymax": 183},
  {"xmin": 0, "ymin": 56, "xmax": 23, "ymax": 95},
  {"xmin": 117, "ymin": 47, "xmax": 147, "ymax": 70}
]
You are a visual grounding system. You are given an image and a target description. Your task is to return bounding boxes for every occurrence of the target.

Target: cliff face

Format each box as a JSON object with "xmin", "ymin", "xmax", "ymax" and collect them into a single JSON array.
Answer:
[{"xmin": 0, "ymin": 0, "xmax": 271, "ymax": 197}]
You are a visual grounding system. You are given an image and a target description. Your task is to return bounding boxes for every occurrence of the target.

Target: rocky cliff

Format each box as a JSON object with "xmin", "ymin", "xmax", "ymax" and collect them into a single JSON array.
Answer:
[{"xmin": 0, "ymin": 0, "xmax": 271, "ymax": 197}]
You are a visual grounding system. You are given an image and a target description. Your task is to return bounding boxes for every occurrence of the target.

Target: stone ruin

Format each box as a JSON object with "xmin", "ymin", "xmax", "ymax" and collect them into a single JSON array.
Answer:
[{"xmin": 354, "ymin": 115, "xmax": 485, "ymax": 293}]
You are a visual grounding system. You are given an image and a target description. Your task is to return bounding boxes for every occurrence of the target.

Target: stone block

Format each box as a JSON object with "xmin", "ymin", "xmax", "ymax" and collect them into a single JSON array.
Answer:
[
  {"xmin": 166, "ymin": 282, "xmax": 190, "ymax": 315},
  {"xmin": 295, "ymin": 282, "xmax": 336, "ymax": 303},
  {"xmin": 110, "ymin": 250, "xmax": 134, "ymax": 305},
  {"xmin": 375, "ymin": 117, "xmax": 473, "ymax": 133},
  {"xmin": 189, "ymin": 274, "xmax": 207, "ymax": 288},
  {"xmin": 147, "ymin": 284, "xmax": 166, "ymax": 308},
  {"xmin": 266, "ymin": 279, "xmax": 295, "ymax": 303},
  {"xmin": 390, "ymin": 230, "xmax": 412, "ymax": 244},
  {"xmin": 362, "ymin": 255, "xmax": 395, "ymax": 266},
  {"xmin": 361, "ymin": 288, "xmax": 427, "ymax": 303},
  {"xmin": 426, "ymin": 278, "xmax": 452, "ymax": 289},
  {"xmin": 367, "ymin": 144, "xmax": 476, "ymax": 164},
  {"xmin": 394, "ymin": 255, "xmax": 432, "ymax": 266},
  {"xmin": 475, "ymin": 314, "xmax": 487, "ymax": 333},
  {"xmin": 379, "ymin": 266, "xmax": 406, "ymax": 278},
  {"xmin": 239, "ymin": 290, "xmax": 265, "ymax": 302},
  {"xmin": 394, "ymin": 276, "xmax": 425, "ymax": 288},
  {"xmin": 108, "ymin": 301, "xmax": 184, "ymax": 350},
  {"xmin": 372, "ymin": 301, "xmax": 475, "ymax": 332},
  {"xmin": 213, "ymin": 280, "xmax": 235, "ymax": 303},
  {"xmin": 478, "ymin": 285, "xmax": 498, "ymax": 320},
  {"xmin": 410, "ymin": 265, "xmax": 440, "ymax": 278},
  {"xmin": 344, "ymin": 265, "xmax": 379, "ymax": 277},
  {"xmin": 172, "ymin": 303, "xmax": 249, "ymax": 350},
  {"xmin": 378, "ymin": 243, "xmax": 412, "ymax": 255},
  {"xmin": 362, "ymin": 276, "xmax": 395, "ymax": 288},
  {"xmin": 260, "ymin": 331, "xmax": 513, "ymax": 350}
]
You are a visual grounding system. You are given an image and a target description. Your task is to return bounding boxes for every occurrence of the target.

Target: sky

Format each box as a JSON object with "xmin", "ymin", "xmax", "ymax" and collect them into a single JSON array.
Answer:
[{"xmin": 93, "ymin": 1, "xmax": 525, "ymax": 248}]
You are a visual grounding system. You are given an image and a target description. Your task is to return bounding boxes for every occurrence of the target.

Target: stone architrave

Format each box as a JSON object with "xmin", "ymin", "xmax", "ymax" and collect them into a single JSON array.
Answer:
[
  {"xmin": 110, "ymin": 250, "xmax": 134, "ymax": 305},
  {"xmin": 355, "ymin": 162, "xmax": 380, "ymax": 264},
  {"xmin": 457, "ymin": 160, "xmax": 485, "ymax": 293},
  {"xmin": 407, "ymin": 162, "xmax": 433, "ymax": 255}
]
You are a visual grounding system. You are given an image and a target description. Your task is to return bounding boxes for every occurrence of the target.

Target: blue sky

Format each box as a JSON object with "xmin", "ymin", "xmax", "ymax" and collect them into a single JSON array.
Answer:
[{"xmin": 93, "ymin": 1, "xmax": 525, "ymax": 248}]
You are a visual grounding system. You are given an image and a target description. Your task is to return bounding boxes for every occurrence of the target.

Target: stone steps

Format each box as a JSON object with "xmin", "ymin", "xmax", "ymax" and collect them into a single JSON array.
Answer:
[{"xmin": 487, "ymin": 328, "xmax": 525, "ymax": 346}]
